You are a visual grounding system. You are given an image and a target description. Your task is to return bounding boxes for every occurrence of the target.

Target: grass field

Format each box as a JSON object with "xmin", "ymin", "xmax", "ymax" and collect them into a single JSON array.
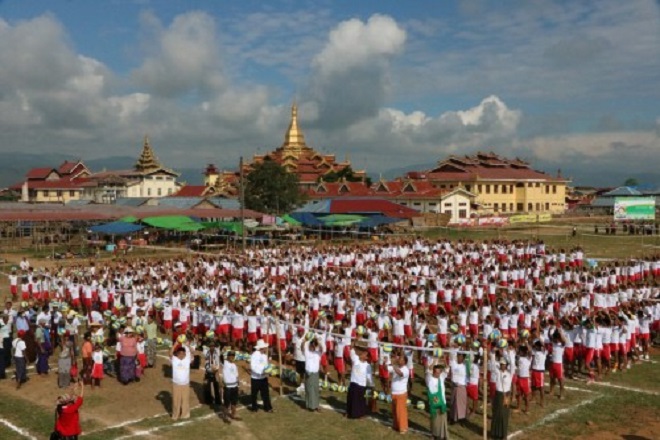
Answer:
[
  {"xmin": 0, "ymin": 227, "xmax": 658, "ymax": 439},
  {"xmin": 0, "ymin": 347, "xmax": 657, "ymax": 440}
]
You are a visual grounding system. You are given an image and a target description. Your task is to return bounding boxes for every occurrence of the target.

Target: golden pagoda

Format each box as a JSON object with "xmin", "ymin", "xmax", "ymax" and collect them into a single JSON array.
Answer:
[
  {"xmin": 246, "ymin": 102, "xmax": 366, "ymax": 189},
  {"xmin": 134, "ymin": 135, "xmax": 162, "ymax": 173}
]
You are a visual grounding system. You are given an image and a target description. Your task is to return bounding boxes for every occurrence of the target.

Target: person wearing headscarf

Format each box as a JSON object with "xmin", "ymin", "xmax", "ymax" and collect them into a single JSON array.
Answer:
[
  {"xmin": 118, "ymin": 327, "xmax": 138, "ymax": 384},
  {"xmin": 426, "ymin": 360, "xmax": 449, "ymax": 440},
  {"xmin": 55, "ymin": 382, "xmax": 84, "ymax": 440},
  {"xmin": 490, "ymin": 357, "xmax": 514, "ymax": 440}
]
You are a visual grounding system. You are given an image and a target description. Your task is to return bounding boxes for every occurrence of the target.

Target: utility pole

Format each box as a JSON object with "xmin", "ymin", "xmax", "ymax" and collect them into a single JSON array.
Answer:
[{"xmin": 239, "ymin": 156, "xmax": 246, "ymax": 253}]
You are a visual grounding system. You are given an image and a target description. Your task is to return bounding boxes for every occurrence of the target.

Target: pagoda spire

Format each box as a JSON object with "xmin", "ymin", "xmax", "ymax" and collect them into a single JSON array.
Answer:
[
  {"xmin": 134, "ymin": 135, "xmax": 162, "ymax": 172},
  {"xmin": 282, "ymin": 101, "xmax": 307, "ymax": 154}
]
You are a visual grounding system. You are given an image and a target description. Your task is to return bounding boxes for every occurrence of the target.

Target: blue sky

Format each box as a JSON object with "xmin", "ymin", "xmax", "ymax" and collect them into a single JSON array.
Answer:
[{"xmin": 0, "ymin": 0, "xmax": 658, "ymax": 185}]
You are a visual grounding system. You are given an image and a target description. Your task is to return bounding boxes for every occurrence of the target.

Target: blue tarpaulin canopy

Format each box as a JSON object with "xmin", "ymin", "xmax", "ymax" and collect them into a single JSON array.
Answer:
[
  {"xmin": 89, "ymin": 221, "xmax": 144, "ymax": 235},
  {"xmin": 288, "ymin": 212, "xmax": 324, "ymax": 226},
  {"xmin": 356, "ymin": 215, "xmax": 402, "ymax": 228}
]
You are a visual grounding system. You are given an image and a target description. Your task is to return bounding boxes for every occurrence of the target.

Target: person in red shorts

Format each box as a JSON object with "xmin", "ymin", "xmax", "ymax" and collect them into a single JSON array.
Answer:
[
  {"xmin": 55, "ymin": 381, "xmax": 84, "ymax": 440},
  {"xmin": 515, "ymin": 345, "xmax": 532, "ymax": 413},
  {"xmin": 531, "ymin": 340, "xmax": 547, "ymax": 408},
  {"xmin": 548, "ymin": 329, "xmax": 567, "ymax": 399}
]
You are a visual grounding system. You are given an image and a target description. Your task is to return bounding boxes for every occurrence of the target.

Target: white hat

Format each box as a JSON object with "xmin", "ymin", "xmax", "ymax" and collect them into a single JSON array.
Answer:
[
  {"xmin": 67, "ymin": 311, "xmax": 77, "ymax": 318},
  {"xmin": 254, "ymin": 339, "xmax": 269, "ymax": 350},
  {"xmin": 124, "ymin": 326, "xmax": 135, "ymax": 334}
]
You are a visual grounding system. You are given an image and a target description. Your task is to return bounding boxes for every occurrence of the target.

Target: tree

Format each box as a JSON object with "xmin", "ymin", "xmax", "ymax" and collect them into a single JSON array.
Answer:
[
  {"xmin": 623, "ymin": 178, "xmax": 639, "ymax": 187},
  {"xmin": 319, "ymin": 165, "xmax": 372, "ymax": 186},
  {"xmin": 244, "ymin": 158, "xmax": 305, "ymax": 215}
]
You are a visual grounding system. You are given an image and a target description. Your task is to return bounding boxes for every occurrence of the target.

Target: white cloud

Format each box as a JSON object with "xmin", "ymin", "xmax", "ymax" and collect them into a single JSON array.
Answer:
[
  {"xmin": 306, "ymin": 14, "xmax": 406, "ymax": 128},
  {"xmin": 133, "ymin": 11, "xmax": 225, "ymax": 97}
]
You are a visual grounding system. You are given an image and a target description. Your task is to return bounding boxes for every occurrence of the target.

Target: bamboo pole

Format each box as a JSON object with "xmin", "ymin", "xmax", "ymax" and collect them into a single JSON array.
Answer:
[
  {"xmin": 483, "ymin": 344, "xmax": 488, "ymax": 440},
  {"xmin": 275, "ymin": 318, "xmax": 283, "ymax": 396}
]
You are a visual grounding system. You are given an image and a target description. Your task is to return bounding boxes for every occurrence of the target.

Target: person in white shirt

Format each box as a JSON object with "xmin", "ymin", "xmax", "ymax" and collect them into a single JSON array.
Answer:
[
  {"xmin": 490, "ymin": 358, "xmax": 514, "ymax": 440},
  {"xmin": 304, "ymin": 338, "xmax": 323, "ymax": 412},
  {"xmin": 223, "ymin": 351, "xmax": 241, "ymax": 420},
  {"xmin": 426, "ymin": 360, "xmax": 449, "ymax": 440},
  {"xmin": 346, "ymin": 342, "xmax": 374, "ymax": 419},
  {"xmin": 250, "ymin": 339, "xmax": 273, "ymax": 412},
  {"xmin": 170, "ymin": 343, "xmax": 192, "ymax": 420},
  {"xmin": 12, "ymin": 330, "xmax": 27, "ymax": 389},
  {"xmin": 389, "ymin": 353, "xmax": 410, "ymax": 433},
  {"xmin": 449, "ymin": 353, "xmax": 468, "ymax": 423}
]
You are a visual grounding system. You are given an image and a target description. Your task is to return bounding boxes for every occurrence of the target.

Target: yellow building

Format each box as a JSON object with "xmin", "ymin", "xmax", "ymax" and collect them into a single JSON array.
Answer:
[{"xmin": 407, "ymin": 152, "xmax": 568, "ymax": 215}]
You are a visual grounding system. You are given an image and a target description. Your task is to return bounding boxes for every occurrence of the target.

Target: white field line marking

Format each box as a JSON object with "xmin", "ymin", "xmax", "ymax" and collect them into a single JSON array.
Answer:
[
  {"xmin": 591, "ymin": 382, "xmax": 660, "ymax": 396},
  {"xmin": 84, "ymin": 404, "xmax": 202, "ymax": 435},
  {"xmin": 0, "ymin": 418, "xmax": 38, "ymax": 440},
  {"xmin": 113, "ymin": 392, "xmax": 295, "ymax": 440},
  {"xmin": 564, "ymin": 386, "xmax": 595, "ymax": 393},
  {"xmin": 507, "ymin": 395, "xmax": 602, "ymax": 439}
]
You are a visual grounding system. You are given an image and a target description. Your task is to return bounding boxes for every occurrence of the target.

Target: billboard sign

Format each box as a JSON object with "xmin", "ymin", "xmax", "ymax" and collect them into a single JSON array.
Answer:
[{"xmin": 614, "ymin": 197, "xmax": 655, "ymax": 221}]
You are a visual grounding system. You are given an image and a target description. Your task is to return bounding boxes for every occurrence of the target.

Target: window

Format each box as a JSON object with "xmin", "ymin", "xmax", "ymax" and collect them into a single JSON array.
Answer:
[
  {"xmin": 459, "ymin": 202, "xmax": 467, "ymax": 207},
  {"xmin": 493, "ymin": 203, "xmax": 499, "ymax": 212},
  {"xmin": 535, "ymin": 182, "xmax": 540, "ymax": 187},
  {"xmin": 485, "ymin": 185, "xmax": 491, "ymax": 194},
  {"xmin": 510, "ymin": 185, "xmax": 514, "ymax": 192},
  {"xmin": 147, "ymin": 188, "xmax": 151, "ymax": 196},
  {"xmin": 516, "ymin": 182, "xmax": 524, "ymax": 188},
  {"xmin": 43, "ymin": 190, "xmax": 49, "ymax": 197},
  {"xmin": 545, "ymin": 185, "xmax": 550, "ymax": 194},
  {"xmin": 527, "ymin": 182, "xmax": 533, "ymax": 188},
  {"xmin": 465, "ymin": 185, "xmax": 471, "ymax": 192},
  {"xmin": 502, "ymin": 185, "xmax": 507, "ymax": 194},
  {"xmin": 510, "ymin": 203, "xmax": 514, "ymax": 211},
  {"xmin": 552, "ymin": 185, "xmax": 557, "ymax": 194},
  {"xmin": 517, "ymin": 203, "xmax": 524, "ymax": 211},
  {"xmin": 494, "ymin": 185, "xmax": 499, "ymax": 194},
  {"xmin": 444, "ymin": 203, "xmax": 452, "ymax": 208},
  {"xmin": 459, "ymin": 209, "xmax": 467, "ymax": 218},
  {"xmin": 501, "ymin": 204, "xmax": 507, "ymax": 212},
  {"xmin": 69, "ymin": 190, "xmax": 76, "ymax": 197},
  {"xmin": 535, "ymin": 203, "xmax": 540, "ymax": 211},
  {"xmin": 158, "ymin": 188, "xmax": 162, "ymax": 196},
  {"xmin": 429, "ymin": 202, "xmax": 437, "ymax": 206},
  {"xmin": 527, "ymin": 203, "xmax": 533, "ymax": 211},
  {"xmin": 56, "ymin": 190, "xmax": 62, "ymax": 197},
  {"xmin": 413, "ymin": 202, "xmax": 421, "ymax": 206},
  {"xmin": 477, "ymin": 185, "xmax": 482, "ymax": 193},
  {"xmin": 545, "ymin": 202, "xmax": 550, "ymax": 211}
]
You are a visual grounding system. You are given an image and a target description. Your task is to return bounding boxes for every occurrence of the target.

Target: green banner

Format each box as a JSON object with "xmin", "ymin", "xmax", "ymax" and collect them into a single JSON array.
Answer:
[{"xmin": 614, "ymin": 197, "xmax": 655, "ymax": 220}]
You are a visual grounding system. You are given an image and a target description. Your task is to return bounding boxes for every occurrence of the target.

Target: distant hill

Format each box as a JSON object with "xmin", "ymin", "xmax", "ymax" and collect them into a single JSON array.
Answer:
[{"xmin": 0, "ymin": 153, "xmax": 203, "ymax": 188}]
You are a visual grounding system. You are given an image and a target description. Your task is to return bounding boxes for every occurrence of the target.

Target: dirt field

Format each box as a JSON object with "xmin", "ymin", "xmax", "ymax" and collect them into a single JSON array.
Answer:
[{"xmin": 0, "ymin": 230, "xmax": 658, "ymax": 439}]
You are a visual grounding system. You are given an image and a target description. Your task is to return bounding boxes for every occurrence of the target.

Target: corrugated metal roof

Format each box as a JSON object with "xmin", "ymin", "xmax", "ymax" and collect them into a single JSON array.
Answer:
[{"xmin": 602, "ymin": 186, "xmax": 643, "ymax": 197}]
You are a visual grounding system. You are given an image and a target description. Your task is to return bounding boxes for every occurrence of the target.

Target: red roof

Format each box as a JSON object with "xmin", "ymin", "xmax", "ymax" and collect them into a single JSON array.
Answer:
[
  {"xmin": 26, "ymin": 167, "xmax": 57, "ymax": 180},
  {"xmin": 10, "ymin": 179, "xmax": 91, "ymax": 190},
  {"xmin": 0, "ymin": 211, "xmax": 111, "ymax": 221},
  {"xmin": 57, "ymin": 161, "xmax": 84, "ymax": 175},
  {"xmin": 424, "ymin": 153, "xmax": 563, "ymax": 182},
  {"xmin": 329, "ymin": 199, "xmax": 420, "ymax": 219},
  {"xmin": 307, "ymin": 181, "xmax": 373, "ymax": 198},
  {"xmin": 171, "ymin": 185, "xmax": 207, "ymax": 197}
]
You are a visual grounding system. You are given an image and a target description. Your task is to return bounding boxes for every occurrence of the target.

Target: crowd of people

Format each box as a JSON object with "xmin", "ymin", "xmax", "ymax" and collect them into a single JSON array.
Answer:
[{"xmin": 0, "ymin": 239, "xmax": 658, "ymax": 439}]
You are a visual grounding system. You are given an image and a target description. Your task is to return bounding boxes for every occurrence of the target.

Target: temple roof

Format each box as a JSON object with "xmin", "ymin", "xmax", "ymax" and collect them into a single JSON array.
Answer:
[{"xmin": 134, "ymin": 135, "xmax": 162, "ymax": 173}]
